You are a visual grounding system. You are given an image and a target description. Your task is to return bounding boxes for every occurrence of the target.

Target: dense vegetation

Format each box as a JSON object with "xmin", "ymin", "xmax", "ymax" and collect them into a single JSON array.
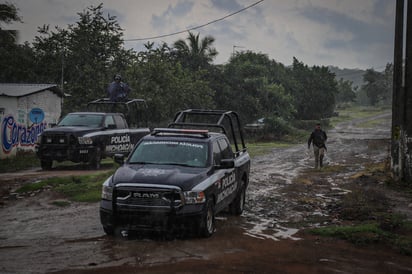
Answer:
[{"xmin": 1, "ymin": 4, "xmax": 393, "ymax": 132}]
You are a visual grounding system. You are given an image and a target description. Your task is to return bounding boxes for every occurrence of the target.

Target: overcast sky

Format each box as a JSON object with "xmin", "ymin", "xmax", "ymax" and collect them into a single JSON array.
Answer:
[{"xmin": 8, "ymin": 0, "xmax": 396, "ymax": 70}]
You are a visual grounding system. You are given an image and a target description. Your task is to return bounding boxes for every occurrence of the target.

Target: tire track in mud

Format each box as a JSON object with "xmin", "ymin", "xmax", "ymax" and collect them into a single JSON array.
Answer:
[
  {"xmin": 242, "ymin": 112, "xmax": 392, "ymax": 241},
  {"xmin": 243, "ymin": 145, "xmax": 313, "ymax": 241}
]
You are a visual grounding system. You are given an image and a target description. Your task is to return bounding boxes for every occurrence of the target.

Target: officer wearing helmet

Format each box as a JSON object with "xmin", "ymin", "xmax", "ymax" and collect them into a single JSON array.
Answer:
[{"xmin": 107, "ymin": 74, "xmax": 130, "ymax": 102}]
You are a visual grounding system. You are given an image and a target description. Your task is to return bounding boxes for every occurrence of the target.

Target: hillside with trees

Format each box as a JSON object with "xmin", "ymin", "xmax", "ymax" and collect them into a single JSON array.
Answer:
[{"xmin": 328, "ymin": 66, "xmax": 365, "ymax": 89}]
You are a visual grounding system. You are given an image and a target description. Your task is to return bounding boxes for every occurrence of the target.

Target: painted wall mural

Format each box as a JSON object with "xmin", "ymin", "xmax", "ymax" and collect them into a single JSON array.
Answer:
[{"xmin": 1, "ymin": 108, "xmax": 47, "ymax": 154}]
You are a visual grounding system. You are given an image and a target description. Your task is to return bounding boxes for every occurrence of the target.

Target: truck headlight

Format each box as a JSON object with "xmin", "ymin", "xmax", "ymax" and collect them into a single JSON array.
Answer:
[
  {"xmin": 102, "ymin": 176, "xmax": 113, "ymax": 201},
  {"xmin": 184, "ymin": 191, "xmax": 206, "ymax": 204},
  {"xmin": 102, "ymin": 185, "xmax": 113, "ymax": 201},
  {"xmin": 78, "ymin": 136, "xmax": 93, "ymax": 145}
]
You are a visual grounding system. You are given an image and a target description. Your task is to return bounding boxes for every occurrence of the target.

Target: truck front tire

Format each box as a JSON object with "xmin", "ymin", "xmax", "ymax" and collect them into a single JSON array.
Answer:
[
  {"xmin": 199, "ymin": 199, "xmax": 215, "ymax": 238},
  {"xmin": 40, "ymin": 160, "xmax": 53, "ymax": 170},
  {"xmin": 89, "ymin": 147, "xmax": 102, "ymax": 169},
  {"xmin": 103, "ymin": 226, "xmax": 114, "ymax": 235}
]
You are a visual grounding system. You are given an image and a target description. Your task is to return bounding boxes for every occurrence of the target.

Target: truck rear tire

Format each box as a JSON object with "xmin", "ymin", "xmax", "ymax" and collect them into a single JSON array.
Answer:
[
  {"xmin": 40, "ymin": 160, "xmax": 53, "ymax": 170},
  {"xmin": 103, "ymin": 226, "xmax": 114, "ymax": 235},
  {"xmin": 198, "ymin": 199, "xmax": 215, "ymax": 238},
  {"xmin": 230, "ymin": 182, "xmax": 246, "ymax": 215}
]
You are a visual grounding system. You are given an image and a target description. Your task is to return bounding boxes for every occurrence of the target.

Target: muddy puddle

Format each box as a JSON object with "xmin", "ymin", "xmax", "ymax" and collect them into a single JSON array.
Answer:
[{"xmin": 2, "ymin": 111, "xmax": 412, "ymax": 274}]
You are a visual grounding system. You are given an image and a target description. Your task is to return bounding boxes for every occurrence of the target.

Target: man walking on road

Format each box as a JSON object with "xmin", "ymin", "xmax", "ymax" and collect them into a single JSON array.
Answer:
[{"xmin": 308, "ymin": 123, "xmax": 327, "ymax": 169}]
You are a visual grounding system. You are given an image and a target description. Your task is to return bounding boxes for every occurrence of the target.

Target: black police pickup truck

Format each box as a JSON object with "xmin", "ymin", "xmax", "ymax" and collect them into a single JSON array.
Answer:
[
  {"xmin": 100, "ymin": 109, "xmax": 251, "ymax": 237},
  {"xmin": 35, "ymin": 98, "xmax": 150, "ymax": 170}
]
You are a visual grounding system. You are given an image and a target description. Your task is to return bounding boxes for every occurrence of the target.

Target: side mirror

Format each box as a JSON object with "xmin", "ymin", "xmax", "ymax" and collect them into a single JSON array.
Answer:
[
  {"xmin": 216, "ymin": 159, "xmax": 235, "ymax": 169},
  {"xmin": 114, "ymin": 154, "xmax": 125, "ymax": 165},
  {"xmin": 106, "ymin": 124, "xmax": 116, "ymax": 129}
]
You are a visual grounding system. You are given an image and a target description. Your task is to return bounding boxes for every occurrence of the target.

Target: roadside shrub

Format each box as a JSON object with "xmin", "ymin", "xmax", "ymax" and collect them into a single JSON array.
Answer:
[
  {"xmin": 263, "ymin": 116, "xmax": 292, "ymax": 137},
  {"xmin": 377, "ymin": 213, "xmax": 407, "ymax": 232},
  {"xmin": 339, "ymin": 186, "xmax": 389, "ymax": 221}
]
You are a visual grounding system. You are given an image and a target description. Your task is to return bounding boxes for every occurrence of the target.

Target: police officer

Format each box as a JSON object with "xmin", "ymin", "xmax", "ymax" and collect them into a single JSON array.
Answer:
[{"xmin": 107, "ymin": 74, "xmax": 130, "ymax": 102}]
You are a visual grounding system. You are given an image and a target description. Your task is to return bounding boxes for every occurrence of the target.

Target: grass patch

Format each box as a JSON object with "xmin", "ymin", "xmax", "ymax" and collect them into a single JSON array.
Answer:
[
  {"xmin": 16, "ymin": 170, "xmax": 114, "ymax": 202},
  {"xmin": 0, "ymin": 151, "xmax": 40, "ymax": 173},
  {"xmin": 51, "ymin": 158, "xmax": 115, "ymax": 168},
  {"xmin": 386, "ymin": 179, "xmax": 412, "ymax": 196},
  {"xmin": 51, "ymin": 200, "xmax": 71, "ymax": 207},
  {"xmin": 330, "ymin": 105, "xmax": 390, "ymax": 127},
  {"xmin": 311, "ymin": 223, "xmax": 386, "ymax": 245},
  {"xmin": 16, "ymin": 180, "xmax": 50, "ymax": 193},
  {"xmin": 404, "ymin": 221, "xmax": 412, "ymax": 230},
  {"xmin": 356, "ymin": 118, "xmax": 389, "ymax": 128},
  {"xmin": 0, "ymin": 151, "xmax": 116, "ymax": 173},
  {"xmin": 321, "ymin": 164, "xmax": 347, "ymax": 173},
  {"xmin": 339, "ymin": 185, "xmax": 389, "ymax": 221},
  {"xmin": 310, "ymin": 220, "xmax": 412, "ymax": 255},
  {"xmin": 247, "ymin": 142, "xmax": 292, "ymax": 157}
]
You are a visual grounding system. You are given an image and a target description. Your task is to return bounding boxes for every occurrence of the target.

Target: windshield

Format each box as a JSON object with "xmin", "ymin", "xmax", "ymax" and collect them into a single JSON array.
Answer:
[
  {"xmin": 129, "ymin": 140, "xmax": 209, "ymax": 168},
  {"xmin": 58, "ymin": 114, "xmax": 104, "ymax": 128}
]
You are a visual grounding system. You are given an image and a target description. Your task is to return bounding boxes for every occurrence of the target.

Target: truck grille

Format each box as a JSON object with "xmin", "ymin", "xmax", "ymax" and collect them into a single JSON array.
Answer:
[
  {"xmin": 115, "ymin": 185, "xmax": 183, "ymax": 209},
  {"xmin": 42, "ymin": 134, "xmax": 68, "ymax": 145}
]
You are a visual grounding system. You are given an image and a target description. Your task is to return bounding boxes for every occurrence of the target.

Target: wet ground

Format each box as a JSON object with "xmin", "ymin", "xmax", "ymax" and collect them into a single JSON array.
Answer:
[{"xmin": 1, "ymin": 111, "xmax": 412, "ymax": 274}]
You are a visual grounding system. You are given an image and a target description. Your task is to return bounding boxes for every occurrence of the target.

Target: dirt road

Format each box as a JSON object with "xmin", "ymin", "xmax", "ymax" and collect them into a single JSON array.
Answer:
[{"xmin": 1, "ymin": 111, "xmax": 412, "ymax": 274}]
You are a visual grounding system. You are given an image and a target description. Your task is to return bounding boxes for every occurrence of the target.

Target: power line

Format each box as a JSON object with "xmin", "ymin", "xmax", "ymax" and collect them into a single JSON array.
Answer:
[{"xmin": 124, "ymin": 0, "xmax": 264, "ymax": 42}]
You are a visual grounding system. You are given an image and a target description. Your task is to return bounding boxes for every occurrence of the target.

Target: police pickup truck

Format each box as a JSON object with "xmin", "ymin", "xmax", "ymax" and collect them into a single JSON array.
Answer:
[
  {"xmin": 100, "ymin": 109, "xmax": 251, "ymax": 237},
  {"xmin": 35, "ymin": 98, "xmax": 150, "ymax": 170}
]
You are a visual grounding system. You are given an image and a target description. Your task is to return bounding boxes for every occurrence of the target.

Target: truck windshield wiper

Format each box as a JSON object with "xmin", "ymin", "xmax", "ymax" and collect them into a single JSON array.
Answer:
[
  {"xmin": 160, "ymin": 162, "xmax": 193, "ymax": 167},
  {"xmin": 63, "ymin": 124, "xmax": 87, "ymax": 127},
  {"xmin": 129, "ymin": 161, "xmax": 155, "ymax": 165}
]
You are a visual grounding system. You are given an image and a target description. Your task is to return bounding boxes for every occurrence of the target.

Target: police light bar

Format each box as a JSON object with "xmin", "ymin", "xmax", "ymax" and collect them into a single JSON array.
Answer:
[{"xmin": 152, "ymin": 128, "xmax": 209, "ymax": 136}]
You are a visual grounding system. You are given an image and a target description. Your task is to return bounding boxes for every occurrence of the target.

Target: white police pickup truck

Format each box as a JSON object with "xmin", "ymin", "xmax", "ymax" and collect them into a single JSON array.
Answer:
[{"xmin": 100, "ymin": 109, "xmax": 251, "ymax": 237}]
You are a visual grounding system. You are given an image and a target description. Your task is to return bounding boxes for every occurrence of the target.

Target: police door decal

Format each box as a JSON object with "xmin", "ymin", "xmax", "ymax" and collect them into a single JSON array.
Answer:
[
  {"xmin": 216, "ymin": 170, "xmax": 237, "ymax": 204},
  {"xmin": 105, "ymin": 134, "xmax": 133, "ymax": 153}
]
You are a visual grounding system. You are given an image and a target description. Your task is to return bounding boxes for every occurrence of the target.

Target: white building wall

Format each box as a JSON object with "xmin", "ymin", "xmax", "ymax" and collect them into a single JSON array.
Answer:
[
  {"xmin": 0, "ymin": 90, "xmax": 62, "ymax": 159},
  {"xmin": 17, "ymin": 90, "xmax": 62, "ymax": 125},
  {"xmin": 0, "ymin": 97, "xmax": 18, "ymax": 115}
]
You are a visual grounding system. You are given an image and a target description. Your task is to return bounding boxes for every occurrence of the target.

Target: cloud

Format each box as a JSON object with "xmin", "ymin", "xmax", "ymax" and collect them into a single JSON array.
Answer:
[
  {"xmin": 210, "ymin": 0, "xmax": 243, "ymax": 12},
  {"xmin": 7, "ymin": 0, "xmax": 396, "ymax": 69},
  {"xmin": 151, "ymin": 1, "xmax": 194, "ymax": 30},
  {"xmin": 294, "ymin": 2, "xmax": 393, "ymax": 69},
  {"xmin": 300, "ymin": 5, "xmax": 391, "ymax": 45}
]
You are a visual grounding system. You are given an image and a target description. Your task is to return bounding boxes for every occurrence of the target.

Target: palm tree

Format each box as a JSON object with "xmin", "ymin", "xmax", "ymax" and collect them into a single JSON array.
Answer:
[{"xmin": 173, "ymin": 32, "xmax": 218, "ymax": 70}]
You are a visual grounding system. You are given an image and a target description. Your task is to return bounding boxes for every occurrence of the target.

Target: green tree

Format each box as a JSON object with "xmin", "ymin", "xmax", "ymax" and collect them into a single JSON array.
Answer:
[
  {"xmin": 0, "ymin": 2, "xmax": 22, "ymax": 44},
  {"xmin": 220, "ymin": 51, "xmax": 295, "ymax": 124},
  {"xmin": 289, "ymin": 57, "xmax": 338, "ymax": 120},
  {"xmin": 0, "ymin": 42, "xmax": 37, "ymax": 82},
  {"xmin": 336, "ymin": 78, "xmax": 357, "ymax": 104},
  {"xmin": 362, "ymin": 63, "xmax": 393, "ymax": 106},
  {"xmin": 129, "ymin": 42, "xmax": 215, "ymax": 124},
  {"xmin": 173, "ymin": 32, "xmax": 218, "ymax": 70},
  {"xmin": 0, "ymin": 2, "xmax": 37, "ymax": 82}
]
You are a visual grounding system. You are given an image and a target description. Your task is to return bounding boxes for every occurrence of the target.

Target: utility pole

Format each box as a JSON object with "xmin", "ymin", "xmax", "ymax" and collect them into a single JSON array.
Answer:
[
  {"xmin": 391, "ymin": 0, "xmax": 404, "ymax": 180},
  {"xmin": 391, "ymin": 0, "xmax": 412, "ymax": 180},
  {"xmin": 404, "ymin": 0, "xmax": 412, "ymax": 179}
]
